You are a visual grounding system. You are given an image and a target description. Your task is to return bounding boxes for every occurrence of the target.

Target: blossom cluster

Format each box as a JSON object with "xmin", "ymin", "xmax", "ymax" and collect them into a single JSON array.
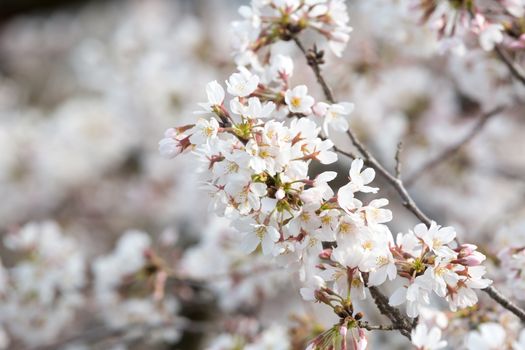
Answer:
[
  {"xmin": 232, "ymin": 0, "xmax": 352, "ymax": 65},
  {"xmin": 0, "ymin": 222, "xmax": 86, "ymax": 347},
  {"xmin": 159, "ymin": 58, "xmax": 494, "ymax": 350},
  {"xmin": 156, "ymin": 0, "xmax": 504, "ymax": 347},
  {"xmin": 159, "ymin": 58, "xmax": 359, "ymax": 267},
  {"xmin": 388, "ymin": 222, "xmax": 491, "ymax": 316},
  {"xmin": 413, "ymin": 0, "xmax": 525, "ymax": 53},
  {"xmin": 0, "ymin": 222, "xmax": 181, "ymax": 348}
]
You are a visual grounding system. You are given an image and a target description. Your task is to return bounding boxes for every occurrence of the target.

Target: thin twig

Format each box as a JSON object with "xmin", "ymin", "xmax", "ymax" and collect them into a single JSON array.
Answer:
[
  {"xmin": 495, "ymin": 45, "xmax": 525, "ymax": 86},
  {"xmin": 357, "ymin": 320, "xmax": 406, "ymax": 332},
  {"xmin": 395, "ymin": 142, "xmax": 403, "ymax": 180},
  {"xmin": 483, "ymin": 285, "xmax": 525, "ymax": 323},
  {"xmin": 405, "ymin": 106, "xmax": 505, "ymax": 187},
  {"xmin": 293, "ymin": 36, "xmax": 525, "ymax": 326},
  {"xmin": 293, "ymin": 37, "xmax": 335, "ymax": 103}
]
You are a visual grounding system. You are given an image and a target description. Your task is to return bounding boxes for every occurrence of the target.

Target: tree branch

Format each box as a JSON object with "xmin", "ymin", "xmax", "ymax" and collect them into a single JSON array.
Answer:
[
  {"xmin": 368, "ymin": 286, "xmax": 412, "ymax": 339},
  {"xmin": 495, "ymin": 45, "xmax": 525, "ymax": 87},
  {"xmin": 395, "ymin": 142, "xmax": 403, "ymax": 180},
  {"xmin": 357, "ymin": 320, "xmax": 407, "ymax": 332},
  {"xmin": 405, "ymin": 106, "xmax": 504, "ymax": 187},
  {"xmin": 483, "ymin": 285, "xmax": 525, "ymax": 323},
  {"xmin": 293, "ymin": 37, "xmax": 335, "ymax": 104}
]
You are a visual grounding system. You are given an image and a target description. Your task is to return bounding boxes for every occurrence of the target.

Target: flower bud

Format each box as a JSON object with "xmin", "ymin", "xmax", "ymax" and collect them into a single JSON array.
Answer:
[{"xmin": 319, "ymin": 248, "xmax": 332, "ymax": 260}]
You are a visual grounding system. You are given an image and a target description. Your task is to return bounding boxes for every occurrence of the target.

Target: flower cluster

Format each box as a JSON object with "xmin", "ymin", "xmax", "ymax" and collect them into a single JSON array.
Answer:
[
  {"xmin": 92, "ymin": 230, "xmax": 181, "ymax": 343},
  {"xmin": 0, "ymin": 222, "xmax": 86, "ymax": 347},
  {"xmin": 159, "ymin": 59, "xmax": 361, "ymax": 267},
  {"xmin": 388, "ymin": 222, "xmax": 491, "ymax": 317},
  {"xmin": 414, "ymin": 0, "xmax": 525, "ymax": 53},
  {"xmin": 232, "ymin": 0, "xmax": 352, "ymax": 65},
  {"xmin": 498, "ymin": 245, "xmax": 525, "ymax": 301}
]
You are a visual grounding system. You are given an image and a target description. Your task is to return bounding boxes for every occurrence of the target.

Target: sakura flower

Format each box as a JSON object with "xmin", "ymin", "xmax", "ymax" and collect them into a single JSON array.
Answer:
[
  {"xmin": 226, "ymin": 66, "xmax": 260, "ymax": 97},
  {"xmin": 303, "ymin": 138, "xmax": 338, "ymax": 164},
  {"xmin": 503, "ymin": 0, "xmax": 525, "ymax": 18},
  {"xmin": 158, "ymin": 127, "xmax": 192, "ymax": 158},
  {"xmin": 300, "ymin": 275, "xmax": 326, "ymax": 301},
  {"xmin": 315, "ymin": 101, "xmax": 354, "ymax": 135},
  {"xmin": 189, "ymin": 117, "xmax": 220, "ymax": 145},
  {"xmin": 423, "ymin": 260, "xmax": 460, "ymax": 298},
  {"xmin": 411, "ymin": 324, "xmax": 447, "ymax": 350},
  {"xmin": 328, "ymin": 28, "xmax": 352, "ymax": 57},
  {"xmin": 456, "ymin": 244, "xmax": 486, "ymax": 266},
  {"xmin": 285, "ymin": 85, "xmax": 315, "ymax": 114},
  {"xmin": 337, "ymin": 185, "xmax": 359, "ymax": 214},
  {"xmin": 476, "ymin": 16, "xmax": 504, "ymax": 51},
  {"xmin": 231, "ymin": 97, "xmax": 275, "ymax": 120},
  {"xmin": 514, "ymin": 329, "xmax": 525, "ymax": 350},
  {"xmin": 348, "ymin": 159, "xmax": 378, "ymax": 193},
  {"xmin": 196, "ymin": 80, "xmax": 225, "ymax": 113},
  {"xmin": 225, "ymin": 178, "xmax": 267, "ymax": 215},
  {"xmin": 238, "ymin": 220, "xmax": 281, "ymax": 256},
  {"xmin": 465, "ymin": 322, "xmax": 506, "ymax": 350},
  {"xmin": 361, "ymin": 199, "xmax": 392, "ymax": 226},
  {"xmin": 267, "ymin": 54, "xmax": 294, "ymax": 82},
  {"xmin": 300, "ymin": 171, "xmax": 337, "ymax": 206},
  {"xmin": 413, "ymin": 222, "xmax": 456, "ymax": 259},
  {"xmin": 446, "ymin": 266, "xmax": 491, "ymax": 311},
  {"xmin": 365, "ymin": 249, "xmax": 397, "ymax": 287},
  {"xmin": 331, "ymin": 238, "xmax": 365, "ymax": 268},
  {"xmin": 317, "ymin": 209, "xmax": 341, "ymax": 240},
  {"xmin": 288, "ymin": 205, "xmax": 322, "ymax": 234},
  {"xmin": 390, "ymin": 275, "xmax": 433, "ymax": 318}
]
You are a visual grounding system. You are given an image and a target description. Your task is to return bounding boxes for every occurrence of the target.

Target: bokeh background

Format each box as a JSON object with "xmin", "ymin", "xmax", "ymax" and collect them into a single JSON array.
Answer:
[{"xmin": 0, "ymin": 0, "xmax": 524, "ymax": 349}]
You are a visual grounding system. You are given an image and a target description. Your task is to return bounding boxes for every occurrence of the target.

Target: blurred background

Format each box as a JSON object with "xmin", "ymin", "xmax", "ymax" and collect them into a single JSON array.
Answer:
[{"xmin": 0, "ymin": 0, "xmax": 524, "ymax": 349}]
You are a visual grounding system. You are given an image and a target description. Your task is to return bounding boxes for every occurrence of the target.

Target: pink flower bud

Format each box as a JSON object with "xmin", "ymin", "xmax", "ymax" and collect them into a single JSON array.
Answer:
[
  {"xmin": 312, "ymin": 102, "xmax": 328, "ymax": 117},
  {"xmin": 319, "ymin": 248, "xmax": 332, "ymax": 259},
  {"xmin": 459, "ymin": 251, "xmax": 486, "ymax": 266},
  {"xmin": 457, "ymin": 244, "xmax": 477, "ymax": 257}
]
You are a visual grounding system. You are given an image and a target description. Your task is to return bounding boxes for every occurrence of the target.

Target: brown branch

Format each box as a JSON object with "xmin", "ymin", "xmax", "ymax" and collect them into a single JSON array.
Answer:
[
  {"xmin": 405, "ymin": 106, "xmax": 505, "ymax": 187},
  {"xmin": 483, "ymin": 285, "xmax": 525, "ymax": 322},
  {"xmin": 357, "ymin": 320, "xmax": 407, "ymax": 332},
  {"xmin": 368, "ymin": 286, "xmax": 412, "ymax": 339},
  {"xmin": 293, "ymin": 37, "xmax": 525, "ymax": 325},
  {"xmin": 395, "ymin": 142, "xmax": 403, "ymax": 180},
  {"xmin": 293, "ymin": 37, "xmax": 335, "ymax": 103},
  {"xmin": 495, "ymin": 45, "xmax": 525, "ymax": 86}
]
